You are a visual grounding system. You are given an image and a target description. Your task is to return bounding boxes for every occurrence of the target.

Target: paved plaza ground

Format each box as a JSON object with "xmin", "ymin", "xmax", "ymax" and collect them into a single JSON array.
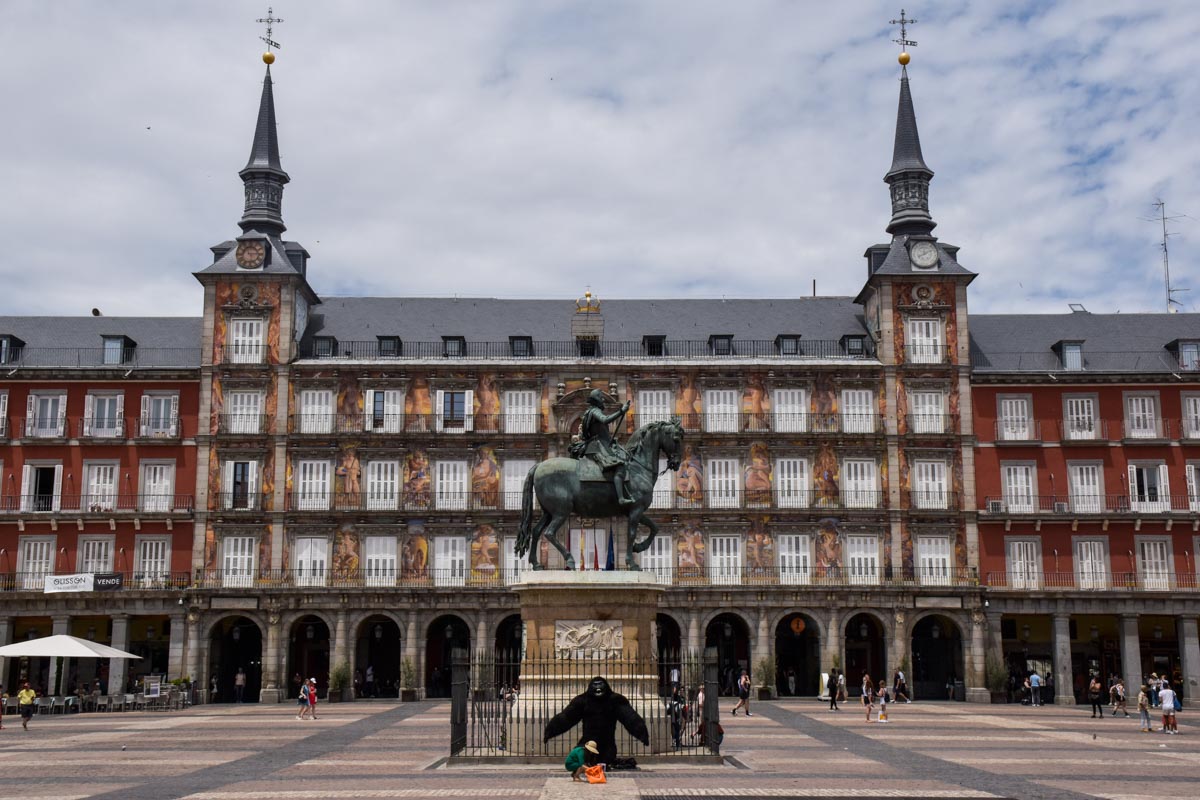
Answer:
[{"xmin": 0, "ymin": 697, "xmax": 1195, "ymax": 800}]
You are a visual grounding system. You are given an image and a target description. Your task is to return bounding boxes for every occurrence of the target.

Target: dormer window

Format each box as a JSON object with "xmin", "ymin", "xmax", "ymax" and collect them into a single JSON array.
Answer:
[
  {"xmin": 0, "ymin": 335, "xmax": 24, "ymax": 364},
  {"xmin": 443, "ymin": 336, "xmax": 466, "ymax": 358},
  {"xmin": 1178, "ymin": 341, "xmax": 1200, "ymax": 371},
  {"xmin": 643, "ymin": 336, "xmax": 666, "ymax": 357},
  {"xmin": 577, "ymin": 339, "xmax": 598, "ymax": 357},
  {"xmin": 776, "ymin": 335, "xmax": 801, "ymax": 356},
  {"xmin": 1054, "ymin": 340, "xmax": 1084, "ymax": 371},
  {"xmin": 843, "ymin": 336, "xmax": 867, "ymax": 357},
  {"xmin": 377, "ymin": 336, "xmax": 401, "ymax": 358},
  {"xmin": 509, "ymin": 336, "xmax": 532, "ymax": 358},
  {"xmin": 313, "ymin": 337, "xmax": 338, "ymax": 358},
  {"xmin": 102, "ymin": 336, "xmax": 135, "ymax": 365},
  {"xmin": 709, "ymin": 335, "xmax": 733, "ymax": 356}
]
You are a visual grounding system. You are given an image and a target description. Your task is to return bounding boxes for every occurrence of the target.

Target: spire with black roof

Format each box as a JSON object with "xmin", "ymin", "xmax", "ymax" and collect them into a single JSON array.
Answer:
[
  {"xmin": 884, "ymin": 11, "xmax": 935, "ymax": 238},
  {"xmin": 238, "ymin": 63, "xmax": 290, "ymax": 236}
]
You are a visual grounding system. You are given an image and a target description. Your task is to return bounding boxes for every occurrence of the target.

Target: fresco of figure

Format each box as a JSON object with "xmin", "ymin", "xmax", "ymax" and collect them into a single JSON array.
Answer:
[
  {"xmin": 471, "ymin": 447, "xmax": 501, "ymax": 509},
  {"xmin": 814, "ymin": 517, "xmax": 842, "ymax": 578},
  {"xmin": 674, "ymin": 445, "xmax": 703, "ymax": 506},
  {"xmin": 544, "ymin": 676, "xmax": 649, "ymax": 765},
  {"xmin": 404, "ymin": 450, "xmax": 431, "ymax": 510},
  {"xmin": 744, "ymin": 441, "xmax": 773, "ymax": 506},
  {"xmin": 470, "ymin": 524, "xmax": 500, "ymax": 580}
]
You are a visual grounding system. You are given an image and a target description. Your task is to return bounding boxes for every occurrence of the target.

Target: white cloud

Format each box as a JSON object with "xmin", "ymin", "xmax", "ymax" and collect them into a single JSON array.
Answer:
[{"xmin": 0, "ymin": 0, "xmax": 1197, "ymax": 317}]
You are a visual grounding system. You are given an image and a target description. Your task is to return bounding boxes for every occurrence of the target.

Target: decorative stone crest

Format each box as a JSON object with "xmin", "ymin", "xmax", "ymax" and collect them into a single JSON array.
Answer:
[{"xmin": 554, "ymin": 620, "xmax": 624, "ymax": 657}]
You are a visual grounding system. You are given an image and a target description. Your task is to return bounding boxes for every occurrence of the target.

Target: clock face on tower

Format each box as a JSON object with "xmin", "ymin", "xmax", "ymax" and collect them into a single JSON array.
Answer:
[
  {"xmin": 235, "ymin": 239, "xmax": 267, "ymax": 270},
  {"xmin": 909, "ymin": 240, "xmax": 939, "ymax": 269}
]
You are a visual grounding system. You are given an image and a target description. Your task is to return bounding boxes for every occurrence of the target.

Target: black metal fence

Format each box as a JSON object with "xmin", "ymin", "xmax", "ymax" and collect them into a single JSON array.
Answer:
[{"xmin": 449, "ymin": 648, "xmax": 721, "ymax": 762}]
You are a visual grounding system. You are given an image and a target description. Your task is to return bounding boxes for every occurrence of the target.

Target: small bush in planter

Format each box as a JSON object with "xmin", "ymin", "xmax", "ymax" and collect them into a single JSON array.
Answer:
[
  {"xmin": 400, "ymin": 658, "xmax": 418, "ymax": 701},
  {"xmin": 755, "ymin": 656, "xmax": 775, "ymax": 699},
  {"xmin": 985, "ymin": 656, "xmax": 1009, "ymax": 703},
  {"xmin": 328, "ymin": 661, "xmax": 352, "ymax": 702}
]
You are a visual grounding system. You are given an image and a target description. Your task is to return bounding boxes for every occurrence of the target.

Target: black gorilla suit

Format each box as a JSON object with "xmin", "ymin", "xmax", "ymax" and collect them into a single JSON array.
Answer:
[{"xmin": 543, "ymin": 676, "xmax": 649, "ymax": 764}]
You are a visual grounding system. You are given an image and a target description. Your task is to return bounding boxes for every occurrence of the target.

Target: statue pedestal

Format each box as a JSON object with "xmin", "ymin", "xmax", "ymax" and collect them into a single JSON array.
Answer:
[{"xmin": 505, "ymin": 571, "xmax": 668, "ymax": 756}]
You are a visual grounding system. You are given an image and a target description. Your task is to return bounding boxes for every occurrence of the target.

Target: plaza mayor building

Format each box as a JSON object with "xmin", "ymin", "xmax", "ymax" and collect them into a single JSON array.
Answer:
[{"xmin": 1, "ymin": 48, "xmax": 1198, "ymax": 706}]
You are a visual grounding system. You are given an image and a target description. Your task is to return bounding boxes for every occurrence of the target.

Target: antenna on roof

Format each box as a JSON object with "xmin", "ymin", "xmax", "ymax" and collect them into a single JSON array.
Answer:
[{"xmin": 1142, "ymin": 199, "xmax": 1189, "ymax": 312}]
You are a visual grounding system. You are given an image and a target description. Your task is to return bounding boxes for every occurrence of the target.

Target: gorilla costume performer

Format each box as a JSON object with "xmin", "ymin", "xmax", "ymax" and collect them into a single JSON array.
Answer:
[{"xmin": 544, "ymin": 676, "xmax": 649, "ymax": 764}]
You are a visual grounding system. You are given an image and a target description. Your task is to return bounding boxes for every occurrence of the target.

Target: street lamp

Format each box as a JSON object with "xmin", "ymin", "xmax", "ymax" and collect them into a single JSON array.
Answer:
[
  {"xmin": 858, "ymin": 622, "xmax": 869, "ymax": 639},
  {"xmin": 1154, "ymin": 625, "xmax": 1164, "ymax": 640},
  {"xmin": 306, "ymin": 624, "xmax": 315, "ymax": 640},
  {"xmin": 146, "ymin": 625, "xmax": 156, "ymax": 641},
  {"xmin": 1021, "ymin": 624, "xmax": 1031, "ymax": 642},
  {"xmin": 931, "ymin": 623, "xmax": 941, "ymax": 640},
  {"xmin": 232, "ymin": 626, "xmax": 241, "ymax": 642},
  {"xmin": 374, "ymin": 624, "xmax": 383, "ymax": 640}
]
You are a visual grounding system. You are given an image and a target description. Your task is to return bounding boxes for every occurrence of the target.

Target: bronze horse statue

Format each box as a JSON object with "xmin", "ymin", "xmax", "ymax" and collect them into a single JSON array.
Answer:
[{"xmin": 517, "ymin": 419, "xmax": 683, "ymax": 570}]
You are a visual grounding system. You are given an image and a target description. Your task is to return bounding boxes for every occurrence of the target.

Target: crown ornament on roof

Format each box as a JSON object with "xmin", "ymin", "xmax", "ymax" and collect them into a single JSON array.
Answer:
[{"xmin": 575, "ymin": 289, "xmax": 601, "ymax": 314}]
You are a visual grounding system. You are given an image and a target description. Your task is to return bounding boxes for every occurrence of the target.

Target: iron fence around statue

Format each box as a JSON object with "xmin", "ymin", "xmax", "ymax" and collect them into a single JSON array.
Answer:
[{"xmin": 449, "ymin": 648, "xmax": 722, "ymax": 762}]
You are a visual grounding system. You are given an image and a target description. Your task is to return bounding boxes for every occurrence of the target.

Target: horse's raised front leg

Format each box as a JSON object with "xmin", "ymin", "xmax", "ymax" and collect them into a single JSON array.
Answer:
[
  {"xmin": 631, "ymin": 514, "xmax": 660, "ymax": 555},
  {"xmin": 528, "ymin": 512, "xmax": 553, "ymax": 570},
  {"xmin": 542, "ymin": 514, "xmax": 575, "ymax": 570},
  {"xmin": 624, "ymin": 508, "xmax": 648, "ymax": 569}
]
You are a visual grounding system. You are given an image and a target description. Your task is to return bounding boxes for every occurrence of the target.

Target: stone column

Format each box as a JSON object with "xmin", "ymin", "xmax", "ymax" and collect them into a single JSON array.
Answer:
[
  {"xmin": 1052, "ymin": 614, "xmax": 1074, "ymax": 705},
  {"xmin": 823, "ymin": 607, "xmax": 842, "ymax": 697},
  {"xmin": 1177, "ymin": 617, "xmax": 1200, "ymax": 704},
  {"xmin": 333, "ymin": 611, "xmax": 349, "ymax": 670},
  {"xmin": 686, "ymin": 611, "xmax": 700, "ymax": 655},
  {"xmin": 1119, "ymin": 614, "xmax": 1142, "ymax": 689},
  {"xmin": 47, "ymin": 615, "xmax": 69, "ymax": 694},
  {"xmin": 108, "ymin": 615, "xmax": 129, "ymax": 696},
  {"xmin": 0, "ymin": 617, "xmax": 11, "ymax": 691},
  {"xmin": 476, "ymin": 612, "xmax": 490, "ymax": 659},
  {"xmin": 185, "ymin": 611, "xmax": 202, "ymax": 695},
  {"xmin": 756, "ymin": 610, "xmax": 772, "ymax": 697},
  {"xmin": 890, "ymin": 610, "xmax": 907, "ymax": 680},
  {"xmin": 261, "ymin": 613, "xmax": 282, "ymax": 703},
  {"xmin": 965, "ymin": 611, "xmax": 989, "ymax": 703},
  {"xmin": 168, "ymin": 614, "xmax": 186, "ymax": 680}
]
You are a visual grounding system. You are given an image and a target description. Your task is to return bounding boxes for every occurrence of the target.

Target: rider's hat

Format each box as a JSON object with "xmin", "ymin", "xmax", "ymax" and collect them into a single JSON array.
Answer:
[{"xmin": 587, "ymin": 389, "xmax": 607, "ymax": 407}]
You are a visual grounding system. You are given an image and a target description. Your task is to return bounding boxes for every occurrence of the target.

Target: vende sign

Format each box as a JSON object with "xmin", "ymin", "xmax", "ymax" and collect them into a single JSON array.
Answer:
[{"xmin": 42, "ymin": 573, "xmax": 124, "ymax": 594}]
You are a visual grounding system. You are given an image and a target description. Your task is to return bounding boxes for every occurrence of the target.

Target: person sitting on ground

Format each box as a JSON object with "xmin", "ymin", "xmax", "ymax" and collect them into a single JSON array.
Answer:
[{"xmin": 565, "ymin": 739, "xmax": 599, "ymax": 781}]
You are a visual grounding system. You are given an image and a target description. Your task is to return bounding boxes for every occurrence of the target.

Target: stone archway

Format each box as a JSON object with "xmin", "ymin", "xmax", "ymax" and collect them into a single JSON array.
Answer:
[
  {"xmin": 656, "ymin": 613, "xmax": 684, "ymax": 694},
  {"xmin": 775, "ymin": 612, "xmax": 821, "ymax": 696},
  {"xmin": 426, "ymin": 614, "xmax": 470, "ymax": 698},
  {"xmin": 705, "ymin": 612, "xmax": 752, "ymax": 696},
  {"xmin": 911, "ymin": 614, "xmax": 965, "ymax": 700},
  {"xmin": 844, "ymin": 612, "xmax": 886, "ymax": 696},
  {"xmin": 208, "ymin": 616, "xmax": 263, "ymax": 703},
  {"xmin": 356, "ymin": 615, "xmax": 402, "ymax": 698},
  {"xmin": 493, "ymin": 614, "xmax": 523, "ymax": 689},
  {"xmin": 288, "ymin": 615, "xmax": 332, "ymax": 698}
]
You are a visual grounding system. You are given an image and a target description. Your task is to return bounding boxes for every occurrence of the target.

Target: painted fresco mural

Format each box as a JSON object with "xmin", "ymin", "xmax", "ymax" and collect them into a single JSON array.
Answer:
[
  {"xmin": 813, "ymin": 443, "xmax": 840, "ymax": 507},
  {"xmin": 814, "ymin": 517, "xmax": 842, "ymax": 577},
  {"xmin": 675, "ymin": 374, "xmax": 701, "ymax": 429},
  {"xmin": 471, "ymin": 447, "xmax": 501, "ymax": 509},
  {"xmin": 675, "ymin": 445, "xmax": 703, "ymax": 505},
  {"xmin": 402, "ymin": 530, "xmax": 429, "ymax": 579},
  {"xmin": 332, "ymin": 525, "xmax": 359, "ymax": 579},
  {"xmin": 744, "ymin": 441, "xmax": 773, "ymax": 506},
  {"xmin": 745, "ymin": 516, "xmax": 774, "ymax": 578},
  {"xmin": 677, "ymin": 527, "xmax": 706, "ymax": 580},
  {"xmin": 405, "ymin": 377, "xmax": 433, "ymax": 431},
  {"xmin": 474, "ymin": 374, "xmax": 501, "ymax": 429},
  {"xmin": 742, "ymin": 373, "xmax": 770, "ymax": 431},
  {"xmin": 204, "ymin": 524, "xmax": 217, "ymax": 572},
  {"xmin": 893, "ymin": 280, "xmax": 958, "ymax": 366},
  {"xmin": 338, "ymin": 444, "xmax": 360, "ymax": 500},
  {"xmin": 404, "ymin": 450, "xmax": 431, "ymax": 510},
  {"xmin": 470, "ymin": 524, "xmax": 500, "ymax": 582}
]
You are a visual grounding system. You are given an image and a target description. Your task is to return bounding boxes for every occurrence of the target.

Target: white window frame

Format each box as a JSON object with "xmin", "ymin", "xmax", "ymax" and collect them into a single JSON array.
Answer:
[
  {"xmin": 1067, "ymin": 462, "xmax": 1103, "ymax": 514},
  {"xmin": 434, "ymin": 536, "xmax": 467, "ymax": 587},
  {"xmin": 504, "ymin": 459, "xmax": 535, "ymax": 511},
  {"xmin": 1001, "ymin": 462, "xmax": 1036, "ymax": 514},
  {"xmin": 1074, "ymin": 537, "xmax": 1108, "ymax": 590},
  {"xmin": 135, "ymin": 535, "xmax": 171, "ymax": 587},
  {"xmin": 20, "ymin": 462, "xmax": 63, "ymax": 513},
  {"xmin": 503, "ymin": 389, "xmax": 538, "ymax": 434},
  {"xmin": 435, "ymin": 460, "xmax": 468, "ymax": 510},
  {"xmin": 298, "ymin": 389, "xmax": 335, "ymax": 434},
  {"xmin": 704, "ymin": 389, "xmax": 738, "ymax": 433},
  {"xmin": 650, "ymin": 456, "xmax": 674, "ymax": 510},
  {"xmin": 222, "ymin": 458, "xmax": 259, "ymax": 511},
  {"xmin": 772, "ymin": 388, "xmax": 808, "ymax": 433},
  {"xmin": 364, "ymin": 460, "xmax": 400, "ymax": 510},
  {"xmin": 774, "ymin": 457, "xmax": 809, "ymax": 509},
  {"xmin": 364, "ymin": 388, "xmax": 404, "ymax": 433},
  {"xmin": 638, "ymin": 534, "xmax": 674, "ymax": 585},
  {"xmin": 1183, "ymin": 395, "xmax": 1200, "ymax": 440},
  {"xmin": 1124, "ymin": 393, "xmax": 1160, "ymax": 439},
  {"xmin": 502, "ymin": 536, "xmax": 527, "ymax": 586},
  {"xmin": 229, "ymin": 317, "xmax": 265, "ymax": 364},
  {"xmin": 0, "ymin": 390, "xmax": 8, "ymax": 437},
  {"xmin": 225, "ymin": 390, "xmax": 263, "ymax": 435},
  {"xmin": 295, "ymin": 459, "xmax": 332, "ymax": 511},
  {"xmin": 1135, "ymin": 537, "xmax": 1172, "ymax": 590},
  {"xmin": 706, "ymin": 457, "xmax": 739, "ymax": 508},
  {"xmin": 364, "ymin": 535, "xmax": 397, "ymax": 587},
  {"xmin": 709, "ymin": 534, "xmax": 742, "ymax": 586},
  {"xmin": 1005, "ymin": 537, "xmax": 1042, "ymax": 589},
  {"xmin": 26, "ymin": 392, "xmax": 67, "ymax": 438},
  {"xmin": 140, "ymin": 391, "xmax": 180, "ymax": 437},
  {"xmin": 294, "ymin": 536, "xmax": 329, "ymax": 587},
  {"xmin": 1187, "ymin": 463, "xmax": 1200, "ymax": 513},
  {"xmin": 1064, "ymin": 395, "xmax": 1098, "ymax": 441},
  {"xmin": 18, "ymin": 536, "xmax": 56, "ymax": 590},
  {"xmin": 1128, "ymin": 462, "xmax": 1170, "ymax": 513},
  {"xmin": 777, "ymin": 533, "xmax": 810, "ymax": 585},
  {"xmin": 842, "ymin": 459, "xmax": 877, "ymax": 508},
  {"xmin": 82, "ymin": 461, "xmax": 119, "ymax": 512},
  {"xmin": 998, "ymin": 395, "xmax": 1031, "ymax": 441},
  {"xmin": 77, "ymin": 535, "xmax": 115, "ymax": 574},
  {"xmin": 435, "ymin": 389, "xmax": 474, "ymax": 433},
  {"xmin": 845, "ymin": 534, "xmax": 880, "ymax": 585},
  {"xmin": 906, "ymin": 317, "xmax": 942, "ymax": 364},
  {"xmin": 909, "ymin": 390, "xmax": 945, "ymax": 434},
  {"xmin": 139, "ymin": 460, "xmax": 176, "ymax": 513},
  {"xmin": 912, "ymin": 460, "xmax": 948, "ymax": 509},
  {"xmin": 569, "ymin": 528, "xmax": 608, "ymax": 571},
  {"xmin": 84, "ymin": 392, "xmax": 124, "ymax": 438},
  {"xmin": 1180, "ymin": 342, "xmax": 1200, "ymax": 371},
  {"xmin": 916, "ymin": 535, "xmax": 952, "ymax": 586},
  {"xmin": 221, "ymin": 535, "xmax": 257, "ymax": 588},
  {"xmin": 1062, "ymin": 342, "xmax": 1083, "ymax": 371},
  {"xmin": 840, "ymin": 389, "xmax": 875, "ymax": 433},
  {"xmin": 636, "ymin": 389, "xmax": 672, "ymax": 427}
]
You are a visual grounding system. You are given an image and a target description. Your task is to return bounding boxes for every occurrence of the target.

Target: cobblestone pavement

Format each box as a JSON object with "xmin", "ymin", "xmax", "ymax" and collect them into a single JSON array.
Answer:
[{"xmin": 0, "ymin": 698, "xmax": 1195, "ymax": 800}]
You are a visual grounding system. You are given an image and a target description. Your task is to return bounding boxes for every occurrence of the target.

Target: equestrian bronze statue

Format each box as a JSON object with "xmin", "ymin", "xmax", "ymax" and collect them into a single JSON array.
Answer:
[{"xmin": 517, "ymin": 400, "xmax": 683, "ymax": 570}]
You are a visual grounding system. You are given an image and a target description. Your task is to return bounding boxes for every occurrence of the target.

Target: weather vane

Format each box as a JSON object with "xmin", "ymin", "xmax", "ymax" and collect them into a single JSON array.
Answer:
[
  {"xmin": 890, "ymin": 9, "xmax": 918, "ymax": 66},
  {"xmin": 257, "ymin": 6, "xmax": 284, "ymax": 64}
]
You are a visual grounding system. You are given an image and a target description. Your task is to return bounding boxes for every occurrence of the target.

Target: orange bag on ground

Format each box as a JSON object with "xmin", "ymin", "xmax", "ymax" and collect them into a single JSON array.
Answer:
[{"xmin": 585, "ymin": 765, "xmax": 607, "ymax": 784}]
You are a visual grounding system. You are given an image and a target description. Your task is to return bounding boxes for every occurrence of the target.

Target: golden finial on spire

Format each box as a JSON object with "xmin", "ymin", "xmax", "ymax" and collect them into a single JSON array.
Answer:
[
  {"xmin": 257, "ymin": 6, "xmax": 284, "ymax": 64},
  {"xmin": 890, "ymin": 9, "xmax": 918, "ymax": 66}
]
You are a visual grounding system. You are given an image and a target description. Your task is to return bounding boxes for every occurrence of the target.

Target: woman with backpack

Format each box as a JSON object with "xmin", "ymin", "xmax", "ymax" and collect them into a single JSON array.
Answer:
[{"xmin": 731, "ymin": 670, "xmax": 751, "ymax": 716}]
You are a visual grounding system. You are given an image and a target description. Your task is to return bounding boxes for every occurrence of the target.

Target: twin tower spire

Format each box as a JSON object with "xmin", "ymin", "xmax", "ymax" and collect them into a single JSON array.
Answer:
[{"xmin": 232, "ymin": 35, "xmax": 936, "ymax": 243}]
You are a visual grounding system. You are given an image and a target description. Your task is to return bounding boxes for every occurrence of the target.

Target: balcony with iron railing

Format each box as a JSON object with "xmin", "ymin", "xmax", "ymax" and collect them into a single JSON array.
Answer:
[
  {"xmin": 296, "ymin": 338, "xmax": 878, "ymax": 362},
  {"xmin": 78, "ymin": 416, "xmax": 125, "ymax": 439},
  {"xmin": 216, "ymin": 344, "xmax": 269, "ymax": 365},
  {"xmin": 0, "ymin": 494, "xmax": 195, "ymax": 514},
  {"xmin": 901, "ymin": 414, "xmax": 958, "ymax": 436},
  {"xmin": 900, "ymin": 344, "xmax": 952, "ymax": 366},
  {"xmin": 20, "ymin": 415, "xmax": 68, "ymax": 439},
  {"xmin": 1050, "ymin": 419, "xmax": 1111, "ymax": 443},
  {"xmin": 972, "ymin": 350, "xmax": 1200, "ymax": 374},
  {"xmin": 1121, "ymin": 419, "xmax": 1175, "ymax": 442},
  {"xmin": 0, "ymin": 570, "xmax": 193, "ymax": 593},
  {"xmin": 981, "ymin": 494, "xmax": 1200, "ymax": 516},
  {"xmin": 907, "ymin": 490, "xmax": 962, "ymax": 512},
  {"xmin": 288, "ymin": 413, "xmax": 544, "ymax": 436},
  {"xmin": 993, "ymin": 420, "xmax": 1041, "ymax": 443},
  {"xmin": 211, "ymin": 493, "xmax": 266, "ymax": 513},
  {"xmin": 14, "ymin": 415, "xmax": 186, "ymax": 440},
  {"xmin": 0, "ymin": 347, "xmax": 200, "ymax": 369},
  {"xmin": 985, "ymin": 570, "xmax": 1200, "ymax": 592},
  {"xmin": 669, "ymin": 412, "xmax": 885, "ymax": 436},
  {"xmin": 217, "ymin": 414, "xmax": 270, "ymax": 435}
]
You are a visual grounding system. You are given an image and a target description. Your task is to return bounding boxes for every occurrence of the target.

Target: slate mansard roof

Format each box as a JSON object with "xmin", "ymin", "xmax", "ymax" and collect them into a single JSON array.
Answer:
[{"xmin": 0, "ymin": 316, "xmax": 203, "ymax": 368}]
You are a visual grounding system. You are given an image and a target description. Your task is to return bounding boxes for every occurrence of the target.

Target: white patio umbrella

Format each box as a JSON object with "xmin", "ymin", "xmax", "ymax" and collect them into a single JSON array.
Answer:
[{"xmin": 0, "ymin": 634, "xmax": 141, "ymax": 660}]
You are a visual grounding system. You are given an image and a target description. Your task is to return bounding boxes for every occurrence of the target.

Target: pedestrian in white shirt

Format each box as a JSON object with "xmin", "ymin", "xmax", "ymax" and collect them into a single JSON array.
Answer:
[{"xmin": 1158, "ymin": 683, "xmax": 1178, "ymax": 734}]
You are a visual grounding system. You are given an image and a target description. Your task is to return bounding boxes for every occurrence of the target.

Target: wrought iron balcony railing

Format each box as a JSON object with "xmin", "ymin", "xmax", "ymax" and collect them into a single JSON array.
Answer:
[
  {"xmin": 21, "ymin": 415, "xmax": 68, "ymax": 438},
  {"xmin": 985, "ymin": 571, "xmax": 1200, "ymax": 592},
  {"xmin": 216, "ymin": 344, "xmax": 269, "ymax": 365},
  {"xmin": 0, "ymin": 494, "xmax": 195, "ymax": 514},
  {"xmin": 211, "ymin": 493, "xmax": 266, "ymax": 512},
  {"xmin": 288, "ymin": 413, "xmax": 544, "ymax": 436},
  {"xmin": 0, "ymin": 347, "xmax": 200, "ymax": 369},
  {"xmin": 667, "ymin": 412, "xmax": 884, "ymax": 436},
  {"xmin": 297, "ymin": 338, "xmax": 877, "ymax": 361},
  {"xmin": 902, "ymin": 414, "xmax": 958, "ymax": 435},
  {"xmin": 900, "ymin": 344, "xmax": 952, "ymax": 365},
  {"xmin": 1051, "ymin": 419, "xmax": 1110, "ymax": 442},
  {"xmin": 217, "ymin": 414, "xmax": 270, "ymax": 435},
  {"xmin": 78, "ymin": 417, "xmax": 125, "ymax": 439},
  {"xmin": 135, "ymin": 415, "xmax": 182, "ymax": 439},
  {"xmin": 972, "ymin": 350, "xmax": 1200, "ymax": 374},
  {"xmin": 1122, "ymin": 419, "xmax": 1174, "ymax": 441},
  {"xmin": 981, "ymin": 494, "xmax": 1200, "ymax": 515},
  {"xmin": 994, "ymin": 420, "xmax": 1041, "ymax": 442},
  {"xmin": 0, "ymin": 571, "xmax": 193, "ymax": 593}
]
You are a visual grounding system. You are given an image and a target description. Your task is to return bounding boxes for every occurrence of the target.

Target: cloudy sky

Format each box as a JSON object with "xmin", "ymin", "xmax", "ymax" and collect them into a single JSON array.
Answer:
[{"xmin": 2, "ymin": 0, "xmax": 1198, "ymax": 318}]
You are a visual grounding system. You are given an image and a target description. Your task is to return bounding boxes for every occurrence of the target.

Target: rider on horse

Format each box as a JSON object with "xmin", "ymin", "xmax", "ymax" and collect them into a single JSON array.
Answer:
[{"xmin": 573, "ymin": 389, "xmax": 634, "ymax": 507}]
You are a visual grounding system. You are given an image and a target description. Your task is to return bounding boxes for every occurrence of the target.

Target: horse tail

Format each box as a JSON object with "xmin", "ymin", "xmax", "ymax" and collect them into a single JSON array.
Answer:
[{"xmin": 516, "ymin": 464, "xmax": 537, "ymax": 556}]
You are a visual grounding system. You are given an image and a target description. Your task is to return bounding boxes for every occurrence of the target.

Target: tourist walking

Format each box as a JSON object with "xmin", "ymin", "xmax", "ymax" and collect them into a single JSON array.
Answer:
[
  {"xmin": 1149, "ymin": 673, "xmax": 1161, "ymax": 707},
  {"xmin": 829, "ymin": 669, "xmax": 840, "ymax": 711},
  {"xmin": 307, "ymin": 678, "xmax": 319, "ymax": 720},
  {"xmin": 862, "ymin": 674, "xmax": 874, "ymax": 722},
  {"xmin": 692, "ymin": 684, "xmax": 706, "ymax": 740},
  {"xmin": 1158, "ymin": 681, "xmax": 1178, "ymax": 734},
  {"xmin": 365, "ymin": 664, "xmax": 376, "ymax": 698},
  {"xmin": 731, "ymin": 670, "xmax": 751, "ymax": 716},
  {"xmin": 1088, "ymin": 675, "xmax": 1104, "ymax": 718},
  {"xmin": 837, "ymin": 671, "xmax": 846, "ymax": 704},
  {"xmin": 234, "ymin": 667, "xmax": 246, "ymax": 703},
  {"xmin": 877, "ymin": 679, "xmax": 890, "ymax": 722},
  {"xmin": 1111, "ymin": 680, "xmax": 1129, "ymax": 717},
  {"xmin": 893, "ymin": 668, "xmax": 911, "ymax": 703},
  {"xmin": 1137, "ymin": 684, "xmax": 1152, "ymax": 732},
  {"xmin": 1029, "ymin": 671, "xmax": 1042, "ymax": 706},
  {"xmin": 17, "ymin": 682, "xmax": 37, "ymax": 731},
  {"xmin": 296, "ymin": 679, "xmax": 311, "ymax": 720}
]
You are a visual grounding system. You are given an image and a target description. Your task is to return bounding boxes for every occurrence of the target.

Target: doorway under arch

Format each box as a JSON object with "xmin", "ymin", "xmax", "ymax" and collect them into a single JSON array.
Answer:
[
  {"xmin": 209, "ymin": 616, "xmax": 263, "ymax": 703},
  {"xmin": 494, "ymin": 614, "xmax": 523, "ymax": 689},
  {"xmin": 656, "ymin": 613, "xmax": 684, "ymax": 694},
  {"xmin": 911, "ymin": 614, "xmax": 964, "ymax": 700},
  {"xmin": 356, "ymin": 615, "xmax": 402, "ymax": 698},
  {"xmin": 844, "ymin": 613, "xmax": 886, "ymax": 696},
  {"xmin": 775, "ymin": 613, "xmax": 820, "ymax": 696},
  {"xmin": 705, "ymin": 613, "xmax": 751, "ymax": 696},
  {"xmin": 426, "ymin": 615, "xmax": 470, "ymax": 698},
  {"xmin": 288, "ymin": 615, "xmax": 331, "ymax": 698}
]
